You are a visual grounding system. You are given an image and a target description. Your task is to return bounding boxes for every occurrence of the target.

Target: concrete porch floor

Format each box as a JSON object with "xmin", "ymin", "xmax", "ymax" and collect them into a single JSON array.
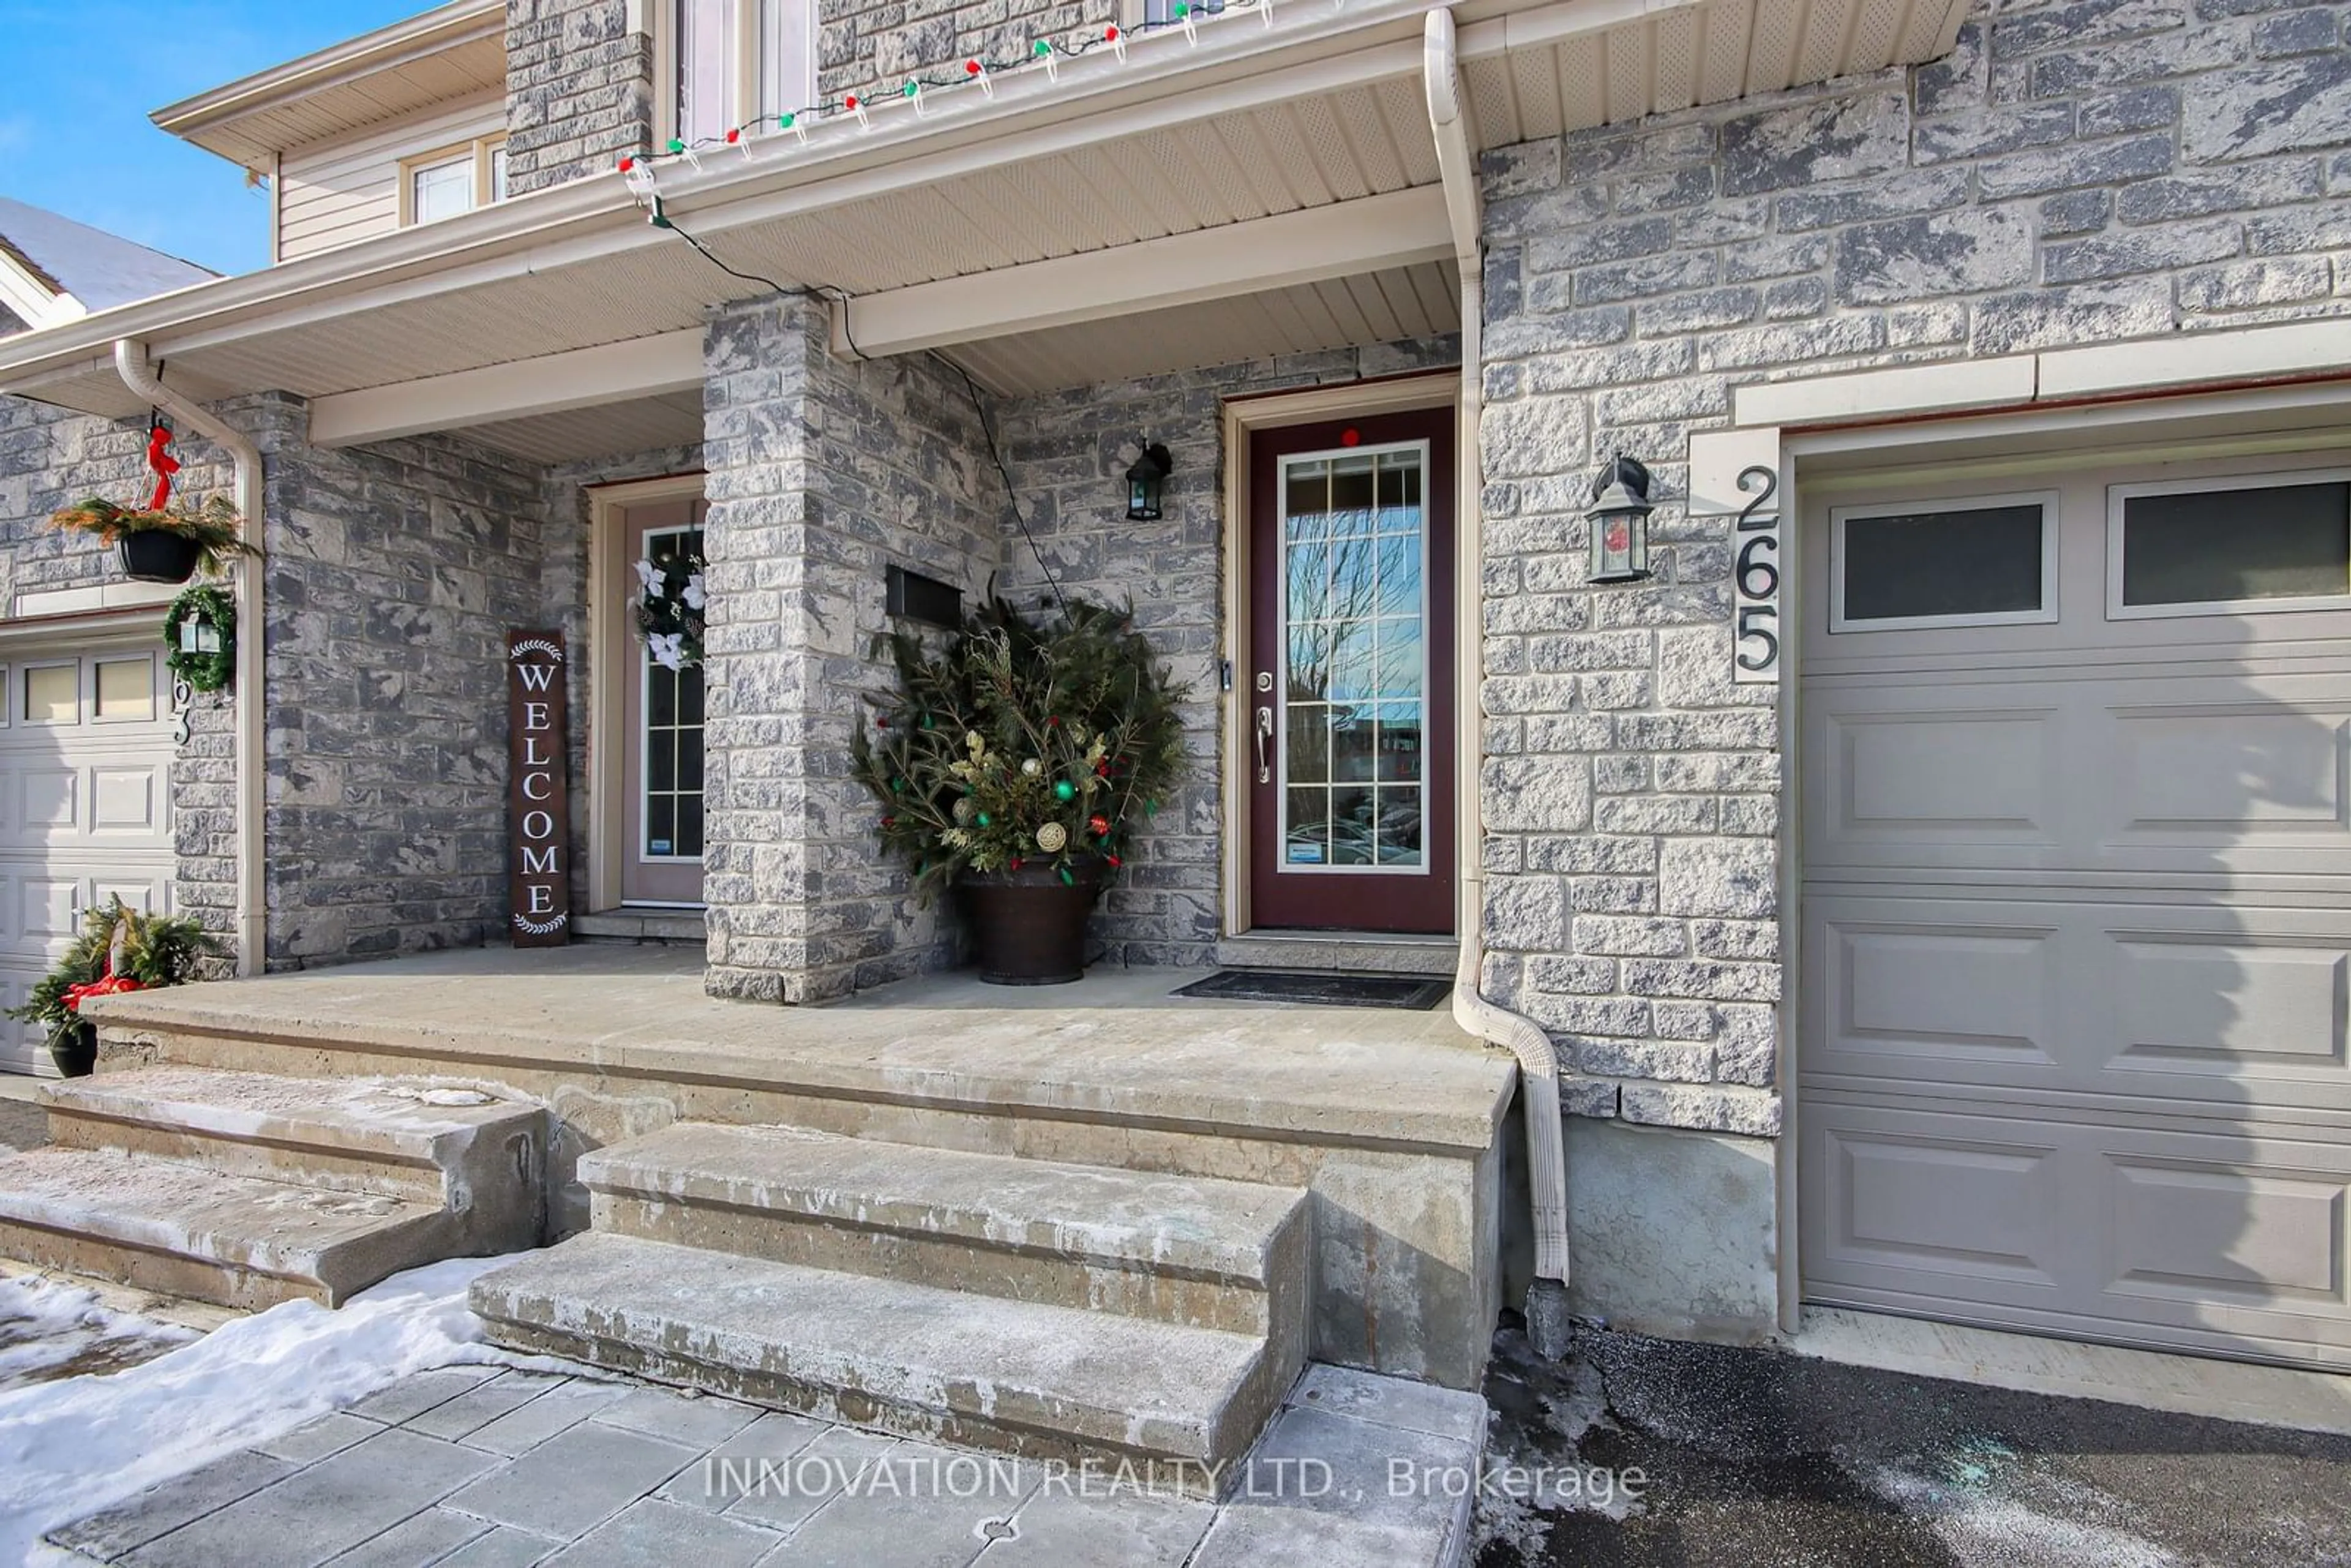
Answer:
[{"xmin": 81, "ymin": 948, "xmax": 1517, "ymax": 1153}]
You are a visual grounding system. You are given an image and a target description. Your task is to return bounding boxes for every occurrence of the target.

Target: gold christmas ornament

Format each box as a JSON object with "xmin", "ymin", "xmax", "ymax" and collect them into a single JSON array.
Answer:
[
  {"xmin": 1021, "ymin": 759, "xmax": 1043, "ymax": 776},
  {"xmin": 952, "ymin": 798, "xmax": 975, "ymax": 825},
  {"xmin": 1035, "ymin": 821, "xmax": 1069, "ymax": 853}
]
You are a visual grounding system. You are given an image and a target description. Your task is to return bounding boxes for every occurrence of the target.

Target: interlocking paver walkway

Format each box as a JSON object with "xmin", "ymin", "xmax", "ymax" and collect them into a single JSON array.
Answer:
[{"xmin": 47, "ymin": 1362, "xmax": 1483, "ymax": 1567}]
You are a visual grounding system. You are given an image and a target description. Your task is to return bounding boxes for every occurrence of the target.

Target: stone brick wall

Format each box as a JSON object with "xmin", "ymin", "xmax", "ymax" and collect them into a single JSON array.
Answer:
[
  {"xmin": 506, "ymin": 0, "xmax": 654, "ymax": 193},
  {"xmin": 247, "ymin": 396, "xmax": 579, "ymax": 966},
  {"xmin": 1474, "ymin": 0, "xmax": 2351, "ymax": 1136},
  {"xmin": 0, "ymin": 394, "xmax": 242, "ymax": 934},
  {"xmin": 988, "ymin": 339, "xmax": 1458, "ymax": 964},
  {"xmin": 818, "ymin": 0, "xmax": 1116, "ymax": 105},
  {"xmin": 700, "ymin": 295, "xmax": 996, "ymax": 1002}
]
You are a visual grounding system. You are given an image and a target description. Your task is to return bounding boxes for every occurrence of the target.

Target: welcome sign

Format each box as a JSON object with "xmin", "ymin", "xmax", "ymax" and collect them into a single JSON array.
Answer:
[{"xmin": 507, "ymin": 630, "xmax": 572, "ymax": 947}]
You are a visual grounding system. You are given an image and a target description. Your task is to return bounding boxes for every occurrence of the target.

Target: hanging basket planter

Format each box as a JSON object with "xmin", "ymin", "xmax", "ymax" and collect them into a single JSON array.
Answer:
[
  {"xmin": 117, "ymin": 530, "xmax": 204, "ymax": 583},
  {"xmin": 49, "ymin": 493, "xmax": 253, "ymax": 585}
]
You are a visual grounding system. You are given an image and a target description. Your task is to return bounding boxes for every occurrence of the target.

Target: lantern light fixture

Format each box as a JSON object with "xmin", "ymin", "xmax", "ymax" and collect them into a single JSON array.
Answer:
[
  {"xmin": 1586, "ymin": 452, "xmax": 1655, "ymax": 585},
  {"xmin": 1124, "ymin": 441, "xmax": 1174, "ymax": 522}
]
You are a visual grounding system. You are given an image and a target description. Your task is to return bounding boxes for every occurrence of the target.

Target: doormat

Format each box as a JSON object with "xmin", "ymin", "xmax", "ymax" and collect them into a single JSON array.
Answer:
[{"xmin": 1171, "ymin": 970, "xmax": 1451, "ymax": 1010}]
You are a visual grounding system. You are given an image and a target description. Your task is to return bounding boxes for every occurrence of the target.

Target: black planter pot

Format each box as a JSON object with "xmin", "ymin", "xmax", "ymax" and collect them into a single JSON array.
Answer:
[
  {"xmin": 117, "ymin": 530, "xmax": 203, "ymax": 584},
  {"xmin": 961, "ymin": 858, "xmax": 1106, "ymax": 985},
  {"xmin": 48, "ymin": 1022, "xmax": 96, "ymax": 1078}
]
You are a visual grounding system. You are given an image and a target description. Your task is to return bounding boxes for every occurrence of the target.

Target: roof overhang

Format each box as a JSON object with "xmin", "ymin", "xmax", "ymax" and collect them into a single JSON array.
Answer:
[
  {"xmin": 152, "ymin": 0, "xmax": 508, "ymax": 171},
  {"xmin": 10, "ymin": 0, "xmax": 1968, "ymax": 459}
]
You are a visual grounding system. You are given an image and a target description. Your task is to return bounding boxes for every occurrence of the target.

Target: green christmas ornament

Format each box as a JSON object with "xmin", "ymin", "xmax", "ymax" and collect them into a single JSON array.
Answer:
[
  {"xmin": 1054, "ymin": 780, "xmax": 1075, "ymax": 801},
  {"xmin": 977, "ymin": 812, "xmax": 992, "ymax": 828}
]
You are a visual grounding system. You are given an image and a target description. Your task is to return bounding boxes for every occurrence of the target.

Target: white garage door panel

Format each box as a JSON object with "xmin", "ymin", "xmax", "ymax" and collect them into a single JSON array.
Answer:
[
  {"xmin": 1807, "ymin": 895, "xmax": 2351, "ymax": 1111},
  {"xmin": 0, "ymin": 643, "xmax": 175, "ymax": 1076},
  {"xmin": 1807, "ymin": 672, "xmax": 2351, "ymax": 880},
  {"xmin": 1801, "ymin": 451, "xmax": 2351, "ymax": 1366},
  {"xmin": 1802, "ymin": 1099, "xmax": 2351, "ymax": 1365}
]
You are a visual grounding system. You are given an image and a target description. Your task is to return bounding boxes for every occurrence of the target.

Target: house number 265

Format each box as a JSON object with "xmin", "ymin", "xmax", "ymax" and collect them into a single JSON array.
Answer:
[{"xmin": 1731, "ymin": 465, "xmax": 1780, "ymax": 685}]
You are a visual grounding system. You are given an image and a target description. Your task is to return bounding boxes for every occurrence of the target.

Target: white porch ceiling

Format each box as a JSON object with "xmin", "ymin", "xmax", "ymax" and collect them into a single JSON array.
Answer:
[
  {"xmin": 465, "ymin": 391, "xmax": 707, "ymax": 467},
  {"xmin": 947, "ymin": 260, "xmax": 1462, "ymax": 397}
]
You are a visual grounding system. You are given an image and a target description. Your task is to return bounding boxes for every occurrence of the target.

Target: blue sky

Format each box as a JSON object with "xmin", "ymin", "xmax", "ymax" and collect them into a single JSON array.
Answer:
[{"xmin": 1, "ymin": 1, "xmax": 433, "ymax": 277}]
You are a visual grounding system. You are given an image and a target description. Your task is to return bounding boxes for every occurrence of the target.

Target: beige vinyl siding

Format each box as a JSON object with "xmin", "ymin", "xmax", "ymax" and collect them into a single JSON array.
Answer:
[{"xmin": 277, "ymin": 94, "xmax": 506, "ymax": 261}]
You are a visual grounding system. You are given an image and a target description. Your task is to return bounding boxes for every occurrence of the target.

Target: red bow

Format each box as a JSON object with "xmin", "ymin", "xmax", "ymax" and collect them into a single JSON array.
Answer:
[
  {"xmin": 146, "ymin": 424, "xmax": 181, "ymax": 511},
  {"xmin": 64, "ymin": 970, "xmax": 144, "ymax": 1013}
]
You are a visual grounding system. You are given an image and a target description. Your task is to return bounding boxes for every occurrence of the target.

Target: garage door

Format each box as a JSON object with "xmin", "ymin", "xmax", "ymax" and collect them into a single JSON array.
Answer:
[
  {"xmin": 0, "ymin": 636, "xmax": 176, "ymax": 1076},
  {"xmin": 1798, "ymin": 449, "xmax": 2351, "ymax": 1367}
]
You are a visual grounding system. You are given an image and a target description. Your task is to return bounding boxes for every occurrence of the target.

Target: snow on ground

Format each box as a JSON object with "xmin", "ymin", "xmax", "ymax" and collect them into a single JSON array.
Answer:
[
  {"xmin": 0, "ymin": 1255, "xmax": 543, "ymax": 1564},
  {"xmin": 0, "ymin": 1277, "xmax": 195, "ymax": 1392}
]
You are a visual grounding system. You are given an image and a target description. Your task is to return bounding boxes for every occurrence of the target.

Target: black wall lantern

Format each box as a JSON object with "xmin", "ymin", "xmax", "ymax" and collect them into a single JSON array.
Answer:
[
  {"xmin": 1586, "ymin": 452, "xmax": 1655, "ymax": 585},
  {"xmin": 1124, "ymin": 441, "xmax": 1174, "ymax": 521}
]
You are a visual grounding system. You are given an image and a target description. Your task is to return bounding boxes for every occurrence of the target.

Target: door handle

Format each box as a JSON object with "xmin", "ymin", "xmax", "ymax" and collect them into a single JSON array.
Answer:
[{"xmin": 1254, "ymin": 706, "xmax": 1274, "ymax": 784}]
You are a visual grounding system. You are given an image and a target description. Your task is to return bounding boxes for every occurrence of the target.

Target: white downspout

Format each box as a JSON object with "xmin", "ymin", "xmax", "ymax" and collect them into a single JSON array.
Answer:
[
  {"xmin": 114, "ymin": 340, "xmax": 267, "ymax": 978},
  {"xmin": 1426, "ymin": 7, "xmax": 1573, "ymax": 1351}
]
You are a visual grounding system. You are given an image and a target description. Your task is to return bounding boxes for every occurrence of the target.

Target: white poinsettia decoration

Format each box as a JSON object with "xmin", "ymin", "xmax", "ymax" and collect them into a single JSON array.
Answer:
[{"xmin": 633, "ymin": 550, "xmax": 707, "ymax": 669}]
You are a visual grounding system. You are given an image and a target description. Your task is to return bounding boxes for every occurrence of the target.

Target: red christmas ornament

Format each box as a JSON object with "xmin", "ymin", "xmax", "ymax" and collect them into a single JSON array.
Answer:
[
  {"xmin": 1089, "ymin": 815, "xmax": 1109, "ymax": 836},
  {"xmin": 1340, "ymin": 427, "xmax": 1361, "ymax": 447},
  {"xmin": 1047, "ymin": 715, "xmax": 1060, "ymax": 727}
]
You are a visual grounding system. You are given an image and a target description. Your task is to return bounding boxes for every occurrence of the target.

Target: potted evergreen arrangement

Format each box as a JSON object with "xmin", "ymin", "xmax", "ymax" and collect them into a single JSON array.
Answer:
[
  {"xmin": 853, "ymin": 595, "xmax": 1186, "ymax": 984},
  {"xmin": 49, "ymin": 493, "xmax": 252, "ymax": 585},
  {"xmin": 9, "ymin": 899, "xmax": 222, "ymax": 1076}
]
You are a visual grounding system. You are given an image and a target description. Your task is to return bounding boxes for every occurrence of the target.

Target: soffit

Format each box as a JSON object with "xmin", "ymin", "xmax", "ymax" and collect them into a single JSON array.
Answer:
[
  {"xmin": 945, "ymin": 260, "xmax": 1461, "ymax": 397},
  {"xmin": 465, "ymin": 391, "xmax": 707, "ymax": 467},
  {"xmin": 163, "ymin": 21, "xmax": 508, "ymax": 170},
  {"xmin": 1462, "ymin": 0, "xmax": 1962, "ymax": 142}
]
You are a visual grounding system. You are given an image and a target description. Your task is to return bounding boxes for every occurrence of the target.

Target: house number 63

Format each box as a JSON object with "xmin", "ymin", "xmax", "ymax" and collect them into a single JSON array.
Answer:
[{"xmin": 1731, "ymin": 465, "xmax": 1781, "ymax": 685}]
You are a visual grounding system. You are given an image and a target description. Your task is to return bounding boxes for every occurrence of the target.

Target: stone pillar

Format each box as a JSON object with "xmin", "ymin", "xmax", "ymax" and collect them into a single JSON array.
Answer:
[{"xmin": 699, "ymin": 296, "xmax": 996, "ymax": 1003}]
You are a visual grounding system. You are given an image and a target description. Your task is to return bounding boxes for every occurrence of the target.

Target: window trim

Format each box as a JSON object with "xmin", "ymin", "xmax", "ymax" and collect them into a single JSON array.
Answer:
[
  {"xmin": 1827, "ymin": 489, "xmax": 2063, "ymax": 634},
  {"xmin": 398, "ymin": 135, "xmax": 511, "ymax": 227},
  {"xmin": 654, "ymin": 0, "xmax": 815, "ymax": 145},
  {"xmin": 2106, "ymin": 466, "xmax": 2351, "ymax": 621}
]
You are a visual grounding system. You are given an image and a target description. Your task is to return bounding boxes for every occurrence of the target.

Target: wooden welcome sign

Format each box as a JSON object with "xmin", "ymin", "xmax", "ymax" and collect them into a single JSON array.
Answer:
[{"xmin": 507, "ymin": 630, "xmax": 572, "ymax": 947}]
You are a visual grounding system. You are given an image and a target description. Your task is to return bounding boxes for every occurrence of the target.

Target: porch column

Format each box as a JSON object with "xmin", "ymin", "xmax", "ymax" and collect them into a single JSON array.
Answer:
[{"xmin": 697, "ymin": 295, "xmax": 996, "ymax": 1003}]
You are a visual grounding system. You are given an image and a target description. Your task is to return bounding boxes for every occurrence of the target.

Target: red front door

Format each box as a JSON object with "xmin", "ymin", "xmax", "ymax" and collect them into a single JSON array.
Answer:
[{"xmin": 1247, "ymin": 407, "xmax": 1457, "ymax": 934}]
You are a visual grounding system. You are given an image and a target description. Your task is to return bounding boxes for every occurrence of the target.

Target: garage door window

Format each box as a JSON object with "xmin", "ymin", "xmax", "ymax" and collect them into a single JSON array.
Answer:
[
  {"xmin": 2110, "ymin": 471, "xmax": 2351, "ymax": 619},
  {"xmin": 94, "ymin": 657, "xmax": 154, "ymax": 722},
  {"xmin": 1829, "ymin": 492, "xmax": 2058, "ymax": 632},
  {"xmin": 22, "ymin": 664, "xmax": 77, "ymax": 725}
]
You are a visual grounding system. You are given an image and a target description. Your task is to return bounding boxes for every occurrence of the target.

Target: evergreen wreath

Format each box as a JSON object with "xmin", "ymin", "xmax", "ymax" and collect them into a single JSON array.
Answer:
[
  {"xmin": 163, "ymin": 585, "xmax": 236, "ymax": 693},
  {"xmin": 633, "ymin": 549, "xmax": 707, "ymax": 670}
]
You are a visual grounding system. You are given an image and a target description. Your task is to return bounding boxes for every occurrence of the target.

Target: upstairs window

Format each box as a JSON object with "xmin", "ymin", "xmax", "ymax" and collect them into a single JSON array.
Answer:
[
  {"xmin": 401, "ymin": 137, "xmax": 511, "ymax": 227},
  {"xmin": 672, "ymin": 0, "xmax": 816, "ymax": 146}
]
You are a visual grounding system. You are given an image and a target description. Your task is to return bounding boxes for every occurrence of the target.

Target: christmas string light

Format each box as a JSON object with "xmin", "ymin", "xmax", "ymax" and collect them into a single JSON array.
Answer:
[{"xmin": 612, "ymin": 0, "xmax": 1303, "ymax": 179}]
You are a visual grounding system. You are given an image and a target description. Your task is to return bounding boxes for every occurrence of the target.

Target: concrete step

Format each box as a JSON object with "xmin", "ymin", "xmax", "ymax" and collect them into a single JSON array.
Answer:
[
  {"xmin": 0, "ymin": 1146, "xmax": 462, "ymax": 1309},
  {"xmin": 470, "ymin": 1231, "xmax": 1290, "ymax": 1490},
  {"xmin": 40, "ymin": 1066, "xmax": 544, "ymax": 1220},
  {"xmin": 1211, "ymin": 933, "xmax": 1458, "ymax": 977},
  {"xmin": 583, "ymin": 1122, "xmax": 1309, "ymax": 1335}
]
